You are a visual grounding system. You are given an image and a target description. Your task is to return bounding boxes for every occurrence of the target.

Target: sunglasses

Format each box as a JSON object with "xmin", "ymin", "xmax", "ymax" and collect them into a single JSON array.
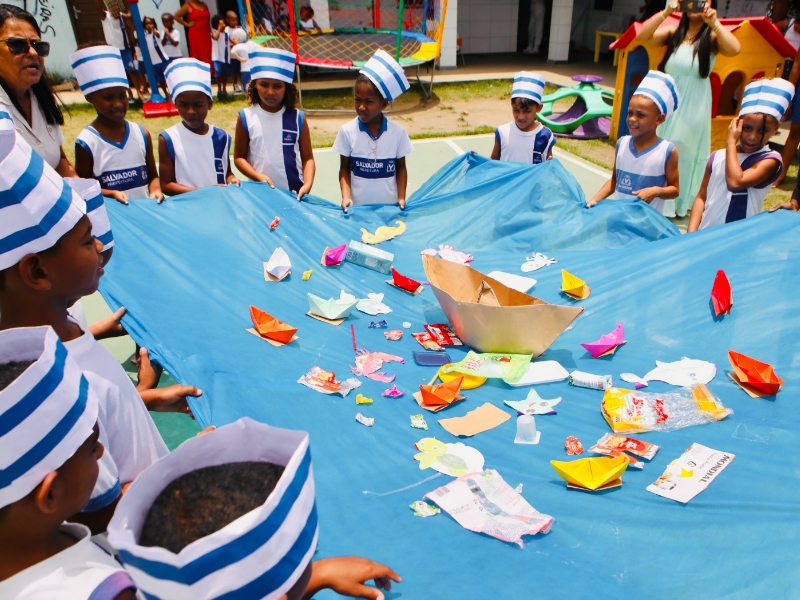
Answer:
[{"xmin": 0, "ymin": 37, "xmax": 50, "ymax": 57}]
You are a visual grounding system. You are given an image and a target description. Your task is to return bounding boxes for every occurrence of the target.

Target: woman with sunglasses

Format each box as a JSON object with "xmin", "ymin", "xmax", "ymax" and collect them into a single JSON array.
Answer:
[{"xmin": 0, "ymin": 5, "xmax": 76, "ymax": 176}]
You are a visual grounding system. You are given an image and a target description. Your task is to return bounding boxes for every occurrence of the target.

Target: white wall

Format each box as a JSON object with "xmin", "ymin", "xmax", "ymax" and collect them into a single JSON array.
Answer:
[
  {"xmin": 457, "ymin": 0, "xmax": 519, "ymax": 54},
  {"xmin": 439, "ymin": 0, "xmax": 458, "ymax": 68},
  {"xmin": 548, "ymin": 0, "xmax": 574, "ymax": 62}
]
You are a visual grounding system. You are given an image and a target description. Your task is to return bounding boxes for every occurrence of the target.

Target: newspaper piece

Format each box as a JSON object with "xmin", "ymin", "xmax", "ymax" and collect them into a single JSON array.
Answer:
[
  {"xmin": 646, "ymin": 443, "xmax": 735, "ymax": 503},
  {"xmin": 424, "ymin": 469, "xmax": 553, "ymax": 547}
]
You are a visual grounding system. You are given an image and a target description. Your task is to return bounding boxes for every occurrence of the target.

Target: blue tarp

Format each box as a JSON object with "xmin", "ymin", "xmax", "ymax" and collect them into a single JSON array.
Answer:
[{"xmin": 100, "ymin": 154, "xmax": 799, "ymax": 599}]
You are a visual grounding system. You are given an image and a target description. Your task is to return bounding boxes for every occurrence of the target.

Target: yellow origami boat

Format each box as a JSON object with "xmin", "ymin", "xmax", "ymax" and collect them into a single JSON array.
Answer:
[
  {"xmin": 561, "ymin": 269, "xmax": 591, "ymax": 300},
  {"xmin": 550, "ymin": 455, "xmax": 628, "ymax": 491}
]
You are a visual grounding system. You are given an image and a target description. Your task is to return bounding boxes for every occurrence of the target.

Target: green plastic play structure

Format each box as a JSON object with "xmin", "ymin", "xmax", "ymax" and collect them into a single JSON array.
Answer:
[{"xmin": 537, "ymin": 75, "xmax": 614, "ymax": 139}]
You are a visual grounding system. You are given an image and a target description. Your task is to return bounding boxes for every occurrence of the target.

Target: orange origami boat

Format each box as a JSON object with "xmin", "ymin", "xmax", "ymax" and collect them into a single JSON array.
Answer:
[
  {"xmin": 388, "ymin": 267, "xmax": 423, "ymax": 294},
  {"xmin": 728, "ymin": 350, "xmax": 783, "ymax": 396},
  {"xmin": 249, "ymin": 305, "xmax": 297, "ymax": 345},
  {"xmin": 711, "ymin": 270, "xmax": 733, "ymax": 317},
  {"xmin": 420, "ymin": 376, "xmax": 464, "ymax": 408}
]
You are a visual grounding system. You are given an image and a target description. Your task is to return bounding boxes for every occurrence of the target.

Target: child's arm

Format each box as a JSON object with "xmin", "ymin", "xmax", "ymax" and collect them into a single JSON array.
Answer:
[
  {"xmin": 587, "ymin": 155, "xmax": 617, "ymax": 208},
  {"xmin": 724, "ymin": 118, "xmax": 781, "ymax": 191},
  {"xmin": 296, "ymin": 118, "xmax": 315, "ymax": 201},
  {"xmin": 233, "ymin": 115, "xmax": 274, "ymax": 185},
  {"xmin": 770, "ymin": 177, "xmax": 800, "ymax": 211},
  {"xmin": 302, "ymin": 556, "xmax": 401, "ymax": 600},
  {"xmin": 396, "ymin": 156, "xmax": 408, "ymax": 209},
  {"xmin": 490, "ymin": 135, "xmax": 501, "ymax": 160},
  {"xmin": 142, "ymin": 128, "xmax": 164, "ymax": 202},
  {"xmin": 687, "ymin": 163, "xmax": 713, "ymax": 232},
  {"xmin": 158, "ymin": 134, "xmax": 196, "ymax": 196},
  {"xmin": 339, "ymin": 155, "xmax": 353, "ymax": 213},
  {"xmin": 75, "ymin": 141, "xmax": 129, "ymax": 204},
  {"xmin": 225, "ymin": 159, "xmax": 240, "ymax": 186},
  {"xmin": 634, "ymin": 145, "xmax": 679, "ymax": 203}
]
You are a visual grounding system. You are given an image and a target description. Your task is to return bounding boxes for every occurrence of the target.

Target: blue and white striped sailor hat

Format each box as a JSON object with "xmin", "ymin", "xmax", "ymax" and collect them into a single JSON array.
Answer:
[
  {"xmin": 360, "ymin": 49, "xmax": 410, "ymax": 101},
  {"xmin": 165, "ymin": 58, "xmax": 213, "ymax": 100},
  {"xmin": 107, "ymin": 417, "xmax": 318, "ymax": 600},
  {"xmin": 0, "ymin": 326, "xmax": 98, "ymax": 509},
  {"xmin": 633, "ymin": 71, "xmax": 680, "ymax": 118},
  {"xmin": 511, "ymin": 71, "xmax": 545, "ymax": 104},
  {"xmin": 739, "ymin": 78, "xmax": 795, "ymax": 121},
  {"xmin": 69, "ymin": 45, "xmax": 129, "ymax": 97},
  {"xmin": 250, "ymin": 48, "xmax": 297, "ymax": 84},
  {"xmin": 0, "ymin": 111, "xmax": 86, "ymax": 272},
  {"xmin": 65, "ymin": 179, "xmax": 114, "ymax": 252}
]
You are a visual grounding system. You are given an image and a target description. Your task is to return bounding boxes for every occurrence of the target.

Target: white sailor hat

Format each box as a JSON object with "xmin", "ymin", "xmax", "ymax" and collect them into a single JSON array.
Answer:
[
  {"xmin": 69, "ymin": 45, "xmax": 129, "ymax": 97},
  {"xmin": 360, "ymin": 49, "xmax": 410, "ymax": 101},
  {"xmin": 64, "ymin": 179, "xmax": 114, "ymax": 252},
  {"xmin": 0, "ymin": 111, "xmax": 86, "ymax": 272},
  {"xmin": 0, "ymin": 326, "xmax": 98, "ymax": 508},
  {"xmin": 249, "ymin": 48, "xmax": 296, "ymax": 84},
  {"xmin": 107, "ymin": 417, "xmax": 318, "ymax": 600},
  {"xmin": 511, "ymin": 71, "xmax": 545, "ymax": 104},
  {"xmin": 739, "ymin": 78, "xmax": 795, "ymax": 121},
  {"xmin": 165, "ymin": 58, "xmax": 213, "ymax": 100},
  {"xmin": 633, "ymin": 70, "xmax": 680, "ymax": 118}
]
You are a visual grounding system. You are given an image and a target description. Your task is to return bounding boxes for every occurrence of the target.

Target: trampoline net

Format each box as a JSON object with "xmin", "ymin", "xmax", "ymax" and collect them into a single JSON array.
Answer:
[{"xmin": 246, "ymin": 0, "xmax": 446, "ymax": 66}]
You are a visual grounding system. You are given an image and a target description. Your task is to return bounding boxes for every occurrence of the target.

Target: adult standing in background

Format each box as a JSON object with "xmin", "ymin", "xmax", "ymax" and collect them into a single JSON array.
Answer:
[
  {"xmin": 636, "ymin": 0, "xmax": 740, "ymax": 218},
  {"xmin": 174, "ymin": 0, "xmax": 213, "ymax": 68},
  {"xmin": 0, "ymin": 4, "xmax": 76, "ymax": 176},
  {"xmin": 523, "ymin": 0, "xmax": 546, "ymax": 55}
]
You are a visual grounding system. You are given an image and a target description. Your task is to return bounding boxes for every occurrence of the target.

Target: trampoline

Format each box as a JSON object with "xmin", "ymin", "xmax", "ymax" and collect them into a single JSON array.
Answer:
[{"xmin": 244, "ymin": 0, "xmax": 448, "ymax": 106}]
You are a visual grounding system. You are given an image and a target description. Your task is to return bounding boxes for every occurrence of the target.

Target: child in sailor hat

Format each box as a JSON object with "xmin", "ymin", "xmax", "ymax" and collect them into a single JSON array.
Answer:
[
  {"xmin": 334, "ymin": 49, "xmax": 414, "ymax": 211},
  {"xmin": 109, "ymin": 417, "xmax": 400, "ymax": 600},
  {"xmin": 689, "ymin": 78, "xmax": 792, "ymax": 230},
  {"xmin": 159, "ymin": 58, "xmax": 239, "ymax": 194},
  {"xmin": 234, "ymin": 48, "xmax": 316, "ymax": 199},
  {"xmin": 588, "ymin": 70, "xmax": 680, "ymax": 211},
  {"xmin": 0, "ymin": 325, "xmax": 141, "ymax": 599},
  {"xmin": 491, "ymin": 71, "xmax": 556, "ymax": 165}
]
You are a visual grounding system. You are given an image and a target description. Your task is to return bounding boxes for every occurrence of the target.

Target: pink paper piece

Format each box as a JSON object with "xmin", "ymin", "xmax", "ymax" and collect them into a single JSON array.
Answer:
[
  {"xmin": 420, "ymin": 244, "xmax": 473, "ymax": 265},
  {"xmin": 349, "ymin": 347, "xmax": 405, "ymax": 383},
  {"xmin": 382, "ymin": 385, "xmax": 404, "ymax": 398},
  {"xmin": 325, "ymin": 244, "xmax": 347, "ymax": 266},
  {"xmin": 580, "ymin": 322, "xmax": 625, "ymax": 358}
]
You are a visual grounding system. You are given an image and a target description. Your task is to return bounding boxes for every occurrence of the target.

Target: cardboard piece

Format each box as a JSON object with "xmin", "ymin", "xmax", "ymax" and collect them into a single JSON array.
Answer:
[
  {"xmin": 711, "ymin": 270, "xmax": 733, "ymax": 317},
  {"xmin": 561, "ymin": 269, "xmax": 591, "ymax": 300},
  {"xmin": 386, "ymin": 267, "xmax": 424, "ymax": 294},
  {"xmin": 581, "ymin": 322, "xmax": 626, "ymax": 358},
  {"xmin": 263, "ymin": 247, "xmax": 291, "ymax": 282},
  {"xmin": 438, "ymin": 402, "xmax": 511, "ymax": 437},
  {"xmin": 307, "ymin": 293, "xmax": 357, "ymax": 321},
  {"xmin": 306, "ymin": 312, "xmax": 345, "ymax": 326},
  {"xmin": 550, "ymin": 455, "xmax": 628, "ymax": 491},
  {"xmin": 567, "ymin": 479, "xmax": 622, "ymax": 492},
  {"xmin": 422, "ymin": 255, "xmax": 583, "ymax": 355},
  {"xmin": 321, "ymin": 244, "xmax": 347, "ymax": 267},
  {"xmin": 248, "ymin": 305, "xmax": 297, "ymax": 344},
  {"xmin": 345, "ymin": 240, "xmax": 394, "ymax": 274},
  {"xmin": 728, "ymin": 350, "xmax": 783, "ymax": 397},
  {"xmin": 360, "ymin": 220, "xmax": 406, "ymax": 244},
  {"xmin": 246, "ymin": 328, "xmax": 298, "ymax": 346}
]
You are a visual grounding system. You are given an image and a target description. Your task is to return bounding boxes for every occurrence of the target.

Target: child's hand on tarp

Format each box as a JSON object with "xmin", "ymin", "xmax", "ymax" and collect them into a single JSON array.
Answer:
[{"xmin": 303, "ymin": 556, "xmax": 401, "ymax": 600}]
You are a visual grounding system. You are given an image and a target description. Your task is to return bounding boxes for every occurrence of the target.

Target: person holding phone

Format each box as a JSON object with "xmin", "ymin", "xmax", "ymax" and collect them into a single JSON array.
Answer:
[{"xmin": 635, "ymin": 0, "xmax": 740, "ymax": 218}]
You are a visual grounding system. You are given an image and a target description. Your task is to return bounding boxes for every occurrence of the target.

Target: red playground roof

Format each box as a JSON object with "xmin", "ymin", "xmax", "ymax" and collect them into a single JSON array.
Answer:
[{"xmin": 610, "ymin": 14, "xmax": 796, "ymax": 59}]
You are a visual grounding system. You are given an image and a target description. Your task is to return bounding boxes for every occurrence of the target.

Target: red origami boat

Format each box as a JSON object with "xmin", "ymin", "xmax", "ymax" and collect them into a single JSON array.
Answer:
[
  {"xmin": 710, "ymin": 270, "xmax": 733, "ymax": 317},
  {"xmin": 249, "ymin": 305, "xmax": 297, "ymax": 345},
  {"xmin": 388, "ymin": 267, "xmax": 423, "ymax": 294},
  {"xmin": 728, "ymin": 350, "xmax": 783, "ymax": 396}
]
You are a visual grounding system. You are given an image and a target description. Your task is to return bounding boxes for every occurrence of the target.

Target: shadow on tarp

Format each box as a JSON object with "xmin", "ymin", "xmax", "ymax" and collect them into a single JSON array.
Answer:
[{"xmin": 99, "ymin": 152, "xmax": 800, "ymax": 599}]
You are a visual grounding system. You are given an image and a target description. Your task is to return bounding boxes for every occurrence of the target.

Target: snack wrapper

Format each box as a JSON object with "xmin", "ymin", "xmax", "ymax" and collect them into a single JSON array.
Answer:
[
  {"xmin": 424, "ymin": 323, "xmax": 463, "ymax": 346},
  {"xmin": 413, "ymin": 331, "xmax": 444, "ymax": 351}
]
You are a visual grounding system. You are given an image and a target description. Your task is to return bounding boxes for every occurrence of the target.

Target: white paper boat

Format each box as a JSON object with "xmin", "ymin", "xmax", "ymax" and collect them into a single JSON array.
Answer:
[
  {"xmin": 265, "ymin": 247, "xmax": 291, "ymax": 281},
  {"xmin": 308, "ymin": 293, "xmax": 357, "ymax": 320}
]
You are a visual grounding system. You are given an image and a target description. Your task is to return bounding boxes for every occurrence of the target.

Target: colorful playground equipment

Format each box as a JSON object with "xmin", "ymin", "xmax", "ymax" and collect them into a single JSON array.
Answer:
[
  {"xmin": 244, "ymin": 0, "xmax": 449, "ymax": 105},
  {"xmin": 537, "ymin": 75, "xmax": 614, "ymax": 139},
  {"xmin": 609, "ymin": 15, "xmax": 795, "ymax": 150}
]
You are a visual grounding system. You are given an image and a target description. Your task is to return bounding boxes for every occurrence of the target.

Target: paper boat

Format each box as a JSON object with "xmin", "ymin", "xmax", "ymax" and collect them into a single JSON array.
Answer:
[
  {"xmin": 581, "ymin": 322, "xmax": 626, "ymax": 358},
  {"xmin": 249, "ymin": 305, "xmax": 297, "ymax": 344},
  {"xmin": 322, "ymin": 244, "xmax": 347, "ymax": 267},
  {"xmin": 711, "ymin": 270, "xmax": 733, "ymax": 317},
  {"xmin": 561, "ymin": 269, "xmax": 590, "ymax": 300},
  {"xmin": 423, "ymin": 255, "xmax": 583, "ymax": 355},
  {"xmin": 307, "ymin": 293, "xmax": 357, "ymax": 321},
  {"xmin": 550, "ymin": 455, "xmax": 628, "ymax": 491},
  {"xmin": 728, "ymin": 350, "xmax": 783, "ymax": 396},
  {"xmin": 416, "ymin": 377, "xmax": 465, "ymax": 412},
  {"xmin": 264, "ymin": 247, "xmax": 291, "ymax": 281},
  {"xmin": 387, "ymin": 267, "xmax": 423, "ymax": 294}
]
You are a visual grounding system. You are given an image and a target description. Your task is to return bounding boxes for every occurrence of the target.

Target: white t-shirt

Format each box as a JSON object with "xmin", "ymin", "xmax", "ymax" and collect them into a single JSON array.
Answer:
[
  {"xmin": 785, "ymin": 19, "xmax": 800, "ymax": 50},
  {"xmin": 0, "ymin": 92, "xmax": 64, "ymax": 170},
  {"xmin": 65, "ymin": 327, "xmax": 168, "ymax": 484},
  {"xmin": 160, "ymin": 27, "xmax": 183, "ymax": 58},
  {"xmin": 160, "ymin": 122, "xmax": 232, "ymax": 189},
  {"xmin": 211, "ymin": 30, "xmax": 230, "ymax": 63},
  {"xmin": 225, "ymin": 25, "xmax": 247, "ymax": 42},
  {"xmin": 0, "ymin": 523, "xmax": 139, "ymax": 599},
  {"xmin": 143, "ymin": 31, "xmax": 167, "ymax": 66},
  {"xmin": 495, "ymin": 121, "xmax": 555, "ymax": 165},
  {"xmin": 101, "ymin": 12, "xmax": 126, "ymax": 49},
  {"xmin": 612, "ymin": 135, "xmax": 675, "ymax": 214},
  {"xmin": 240, "ymin": 105, "xmax": 305, "ymax": 192},
  {"xmin": 231, "ymin": 41, "xmax": 260, "ymax": 73},
  {"xmin": 332, "ymin": 116, "xmax": 414, "ymax": 205}
]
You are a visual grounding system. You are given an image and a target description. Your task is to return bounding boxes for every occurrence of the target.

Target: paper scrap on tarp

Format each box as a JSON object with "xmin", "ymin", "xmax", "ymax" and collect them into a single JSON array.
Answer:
[
  {"xmin": 646, "ymin": 443, "xmax": 735, "ymax": 503},
  {"xmin": 355, "ymin": 394, "xmax": 373, "ymax": 405},
  {"xmin": 361, "ymin": 220, "xmax": 406, "ymax": 244},
  {"xmin": 421, "ymin": 244, "xmax": 474, "ymax": 264},
  {"xmin": 414, "ymin": 437, "xmax": 485, "ymax": 476},
  {"xmin": 438, "ymin": 402, "xmax": 511, "ymax": 437},
  {"xmin": 504, "ymin": 360, "xmax": 569, "ymax": 386},
  {"xmin": 353, "ymin": 292, "xmax": 392, "ymax": 315},
  {"xmin": 410, "ymin": 414, "xmax": 428, "ymax": 430},
  {"xmin": 350, "ymin": 348, "xmax": 404, "ymax": 382},
  {"xmin": 302, "ymin": 270, "xmax": 312, "ymax": 280},
  {"xmin": 382, "ymin": 385, "xmax": 403, "ymax": 398},
  {"xmin": 298, "ymin": 366, "xmax": 361, "ymax": 397},
  {"xmin": 504, "ymin": 390, "xmax": 561, "ymax": 415},
  {"xmin": 424, "ymin": 469, "xmax": 553, "ymax": 547},
  {"xmin": 621, "ymin": 357, "xmax": 717, "ymax": 389},
  {"xmin": 521, "ymin": 252, "xmax": 557, "ymax": 272},
  {"xmin": 355, "ymin": 412, "xmax": 374, "ymax": 427},
  {"xmin": 410, "ymin": 501, "xmax": 440, "ymax": 517}
]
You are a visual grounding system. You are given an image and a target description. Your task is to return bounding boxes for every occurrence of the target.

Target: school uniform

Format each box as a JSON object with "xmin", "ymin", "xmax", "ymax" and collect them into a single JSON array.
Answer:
[
  {"xmin": 698, "ymin": 147, "xmax": 782, "ymax": 229},
  {"xmin": 612, "ymin": 135, "xmax": 675, "ymax": 213},
  {"xmin": 240, "ymin": 105, "xmax": 305, "ymax": 192},
  {"xmin": 160, "ymin": 121, "xmax": 231, "ymax": 188},
  {"xmin": 495, "ymin": 121, "xmax": 555, "ymax": 165},
  {"xmin": 211, "ymin": 29, "xmax": 231, "ymax": 78},
  {"xmin": 138, "ymin": 32, "xmax": 168, "ymax": 82},
  {"xmin": 101, "ymin": 12, "xmax": 135, "ymax": 71},
  {"xmin": 160, "ymin": 27, "xmax": 183, "ymax": 61},
  {"xmin": 233, "ymin": 41, "xmax": 264, "ymax": 88},
  {"xmin": 75, "ymin": 121, "xmax": 152, "ymax": 200},
  {"xmin": 333, "ymin": 116, "xmax": 413, "ymax": 205}
]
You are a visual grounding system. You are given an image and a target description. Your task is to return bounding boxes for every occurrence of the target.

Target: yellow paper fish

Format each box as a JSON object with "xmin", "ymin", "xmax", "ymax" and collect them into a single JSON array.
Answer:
[
  {"xmin": 550, "ymin": 455, "xmax": 628, "ymax": 490},
  {"xmin": 360, "ymin": 220, "xmax": 407, "ymax": 245},
  {"xmin": 561, "ymin": 269, "xmax": 591, "ymax": 300}
]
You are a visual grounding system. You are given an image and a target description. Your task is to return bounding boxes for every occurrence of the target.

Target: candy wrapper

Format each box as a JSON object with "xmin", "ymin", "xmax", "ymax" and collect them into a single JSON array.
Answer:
[
  {"xmin": 384, "ymin": 329, "xmax": 403, "ymax": 341},
  {"xmin": 269, "ymin": 216, "xmax": 280, "ymax": 229},
  {"xmin": 601, "ymin": 385, "xmax": 732, "ymax": 434},
  {"xmin": 565, "ymin": 436, "xmax": 584, "ymax": 455},
  {"xmin": 410, "ymin": 414, "xmax": 428, "ymax": 430},
  {"xmin": 424, "ymin": 323, "xmax": 463, "ymax": 347},
  {"xmin": 355, "ymin": 412, "xmax": 374, "ymax": 427},
  {"xmin": 591, "ymin": 433, "xmax": 659, "ymax": 460},
  {"xmin": 369, "ymin": 320, "xmax": 388, "ymax": 328},
  {"xmin": 410, "ymin": 501, "xmax": 440, "ymax": 517},
  {"xmin": 424, "ymin": 469, "xmax": 553, "ymax": 548},
  {"xmin": 298, "ymin": 366, "xmax": 361, "ymax": 397},
  {"xmin": 413, "ymin": 331, "xmax": 444, "ymax": 351},
  {"xmin": 444, "ymin": 351, "xmax": 532, "ymax": 383}
]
